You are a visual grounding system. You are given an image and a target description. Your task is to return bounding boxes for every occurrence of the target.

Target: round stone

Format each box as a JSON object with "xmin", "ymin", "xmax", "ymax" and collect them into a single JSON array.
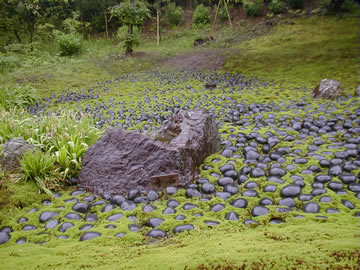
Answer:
[
  {"xmin": 201, "ymin": 183, "xmax": 215, "ymax": 194},
  {"xmin": 244, "ymin": 181, "xmax": 258, "ymax": 189},
  {"xmin": 115, "ymin": 232, "xmax": 126, "ymax": 239},
  {"xmin": 107, "ymin": 213, "xmax": 123, "ymax": 221},
  {"xmin": 145, "ymin": 218, "xmax": 164, "ymax": 228},
  {"xmin": 147, "ymin": 190, "xmax": 159, "ymax": 201},
  {"xmin": 243, "ymin": 219, "xmax": 258, "ymax": 226},
  {"xmin": 264, "ymin": 185, "xmax": 277, "ymax": 192},
  {"xmin": 339, "ymin": 174, "xmax": 356, "ymax": 184},
  {"xmin": 349, "ymin": 183, "xmax": 360, "ymax": 193},
  {"xmin": 327, "ymin": 182, "xmax": 344, "ymax": 192},
  {"xmin": 128, "ymin": 224, "xmax": 140, "ymax": 232},
  {"xmin": 64, "ymin": 213, "xmax": 82, "ymax": 220},
  {"xmin": 45, "ymin": 219, "xmax": 59, "ymax": 229},
  {"xmin": 270, "ymin": 219, "xmax": 283, "ymax": 224},
  {"xmin": 72, "ymin": 202, "xmax": 89, "ymax": 214},
  {"xmin": 173, "ymin": 224, "xmax": 194, "ymax": 233},
  {"xmin": 166, "ymin": 186, "xmax": 178, "ymax": 195},
  {"xmin": 224, "ymin": 170, "xmax": 239, "ymax": 180},
  {"xmin": 250, "ymin": 168, "xmax": 266, "ymax": 178},
  {"xmin": 279, "ymin": 198, "xmax": 296, "ymax": 208},
  {"xmin": 303, "ymin": 202, "xmax": 320, "ymax": 213},
  {"xmin": 175, "ymin": 215, "xmax": 186, "ymax": 220},
  {"xmin": 40, "ymin": 211, "xmax": 59, "ymax": 223},
  {"xmin": 59, "ymin": 222, "xmax": 74, "ymax": 232},
  {"xmin": 219, "ymin": 164, "xmax": 235, "ymax": 173},
  {"xmin": 186, "ymin": 188, "xmax": 202, "ymax": 198},
  {"xmin": 230, "ymin": 198, "xmax": 248, "ymax": 208},
  {"xmin": 215, "ymin": 191, "xmax": 232, "ymax": 200},
  {"xmin": 280, "ymin": 185, "xmax": 301, "ymax": 198},
  {"xmin": 80, "ymin": 224, "xmax": 94, "ymax": 231},
  {"xmin": 110, "ymin": 195, "xmax": 126, "ymax": 206},
  {"xmin": 319, "ymin": 196, "xmax": 332, "ymax": 202},
  {"xmin": 23, "ymin": 225, "xmax": 36, "ymax": 231},
  {"xmin": 17, "ymin": 217, "xmax": 28, "ymax": 224},
  {"xmin": 267, "ymin": 176, "xmax": 285, "ymax": 184},
  {"xmin": 167, "ymin": 199, "xmax": 180, "ymax": 208},
  {"xmin": 315, "ymin": 175, "xmax": 332, "ymax": 183},
  {"xmin": 225, "ymin": 211, "xmax": 239, "ymax": 221},
  {"xmin": 128, "ymin": 189, "xmax": 140, "ymax": 200},
  {"xmin": 329, "ymin": 165, "xmax": 343, "ymax": 176},
  {"xmin": 80, "ymin": 231, "xmax": 101, "ymax": 241},
  {"xmin": 85, "ymin": 213, "xmax": 98, "ymax": 222},
  {"xmin": 105, "ymin": 224, "xmax": 116, "ymax": 229},
  {"xmin": 299, "ymin": 194, "xmax": 313, "ymax": 201},
  {"xmin": 217, "ymin": 177, "xmax": 234, "ymax": 186},
  {"xmin": 341, "ymin": 200, "xmax": 355, "ymax": 209},
  {"xmin": 210, "ymin": 203, "xmax": 225, "ymax": 212},
  {"xmin": 251, "ymin": 206, "xmax": 269, "ymax": 217},
  {"xmin": 143, "ymin": 205, "xmax": 157, "ymax": 213},
  {"xmin": 326, "ymin": 208, "xmax": 340, "ymax": 214},
  {"xmin": 259, "ymin": 198, "xmax": 273, "ymax": 206},
  {"xmin": 204, "ymin": 220, "xmax": 220, "ymax": 226},
  {"xmin": 312, "ymin": 188, "xmax": 327, "ymax": 196},
  {"xmin": 0, "ymin": 232, "xmax": 10, "ymax": 245},
  {"xmin": 146, "ymin": 229, "xmax": 166, "ymax": 238},
  {"xmin": 163, "ymin": 207, "xmax": 176, "ymax": 215},
  {"xmin": 224, "ymin": 184, "xmax": 239, "ymax": 195},
  {"xmin": 83, "ymin": 196, "xmax": 96, "ymax": 202},
  {"xmin": 120, "ymin": 200, "xmax": 137, "ymax": 211},
  {"xmin": 16, "ymin": 238, "xmax": 26, "ymax": 245},
  {"xmin": 183, "ymin": 203, "xmax": 198, "ymax": 210},
  {"xmin": 71, "ymin": 190, "xmax": 84, "ymax": 196},
  {"xmin": 242, "ymin": 189, "xmax": 258, "ymax": 197},
  {"xmin": 64, "ymin": 198, "xmax": 78, "ymax": 204},
  {"xmin": 269, "ymin": 167, "xmax": 286, "ymax": 177},
  {"xmin": 133, "ymin": 196, "xmax": 150, "ymax": 204}
]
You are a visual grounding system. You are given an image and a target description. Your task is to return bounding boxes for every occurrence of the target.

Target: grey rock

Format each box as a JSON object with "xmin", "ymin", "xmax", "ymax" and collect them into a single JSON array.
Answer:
[
  {"xmin": 0, "ymin": 138, "xmax": 36, "ymax": 171},
  {"xmin": 146, "ymin": 229, "xmax": 166, "ymax": 238},
  {"xmin": 107, "ymin": 213, "xmax": 123, "ymax": 221},
  {"xmin": 0, "ymin": 232, "xmax": 10, "ymax": 245},
  {"xmin": 173, "ymin": 224, "xmax": 194, "ymax": 233},
  {"xmin": 280, "ymin": 185, "xmax": 301, "ymax": 198},
  {"xmin": 59, "ymin": 222, "xmax": 74, "ymax": 232},
  {"xmin": 45, "ymin": 219, "xmax": 59, "ymax": 229},
  {"xmin": 23, "ymin": 225, "xmax": 36, "ymax": 231},
  {"xmin": 72, "ymin": 202, "xmax": 89, "ymax": 214},
  {"xmin": 303, "ymin": 202, "xmax": 320, "ymax": 213},
  {"xmin": 210, "ymin": 203, "xmax": 225, "ymax": 212},
  {"xmin": 230, "ymin": 198, "xmax": 248, "ymax": 208},
  {"xmin": 145, "ymin": 218, "xmax": 164, "ymax": 228},
  {"xmin": 279, "ymin": 198, "xmax": 296, "ymax": 208},
  {"xmin": 313, "ymin": 79, "xmax": 341, "ymax": 99},
  {"xmin": 251, "ymin": 206, "xmax": 269, "ymax": 217},
  {"xmin": 80, "ymin": 231, "xmax": 101, "ymax": 241},
  {"xmin": 40, "ymin": 211, "xmax": 59, "ymax": 223},
  {"xmin": 64, "ymin": 213, "xmax": 82, "ymax": 220},
  {"xmin": 225, "ymin": 211, "xmax": 239, "ymax": 221}
]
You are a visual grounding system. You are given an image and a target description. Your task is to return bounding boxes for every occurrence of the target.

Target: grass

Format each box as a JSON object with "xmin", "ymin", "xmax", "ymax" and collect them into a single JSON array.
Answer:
[{"xmin": 223, "ymin": 16, "xmax": 359, "ymax": 92}]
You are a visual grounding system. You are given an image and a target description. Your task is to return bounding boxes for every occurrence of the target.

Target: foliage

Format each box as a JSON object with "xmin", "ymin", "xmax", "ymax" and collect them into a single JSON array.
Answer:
[
  {"xmin": 0, "ymin": 109, "xmax": 102, "ymax": 193},
  {"xmin": 116, "ymin": 25, "xmax": 140, "ymax": 54},
  {"xmin": 193, "ymin": 4, "xmax": 211, "ymax": 25},
  {"xmin": 18, "ymin": 150, "xmax": 57, "ymax": 195},
  {"xmin": 0, "ymin": 84, "xmax": 39, "ymax": 110},
  {"xmin": 110, "ymin": 0, "xmax": 150, "ymax": 55},
  {"xmin": 54, "ymin": 31, "xmax": 82, "ymax": 56},
  {"xmin": 165, "ymin": 3, "xmax": 185, "ymax": 26},
  {"xmin": 0, "ymin": 53, "xmax": 21, "ymax": 73},
  {"xmin": 243, "ymin": 0, "xmax": 265, "ymax": 17},
  {"xmin": 218, "ymin": 4, "xmax": 233, "ymax": 21},
  {"xmin": 269, "ymin": 0, "xmax": 285, "ymax": 14}
]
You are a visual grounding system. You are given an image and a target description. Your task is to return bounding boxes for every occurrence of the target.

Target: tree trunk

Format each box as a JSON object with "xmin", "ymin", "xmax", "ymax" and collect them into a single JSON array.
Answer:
[
  {"xmin": 104, "ymin": 11, "xmax": 109, "ymax": 38},
  {"xmin": 157, "ymin": 10, "xmax": 160, "ymax": 46},
  {"xmin": 13, "ymin": 30, "xmax": 22, "ymax": 44}
]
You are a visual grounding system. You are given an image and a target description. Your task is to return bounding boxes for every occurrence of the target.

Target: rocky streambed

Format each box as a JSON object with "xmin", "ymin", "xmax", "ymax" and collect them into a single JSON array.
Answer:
[{"xmin": 1, "ymin": 71, "xmax": 359, "ymax": 246}]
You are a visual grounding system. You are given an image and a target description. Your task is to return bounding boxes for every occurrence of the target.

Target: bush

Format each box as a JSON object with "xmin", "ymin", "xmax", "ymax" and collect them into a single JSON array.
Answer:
[
  {"xmin": 243, "ymin": 0, "xmax": 265, "ymax": 17},
  {"xmin": 0, "ymin": 54, "xmax": 21, "ymax": 73},
  {"xmin": 193, "ymin": 4, "xmax": 211, "ymax": 25},
  {"xmin": 269, "ymin": 0, "xmax": 285, "ymax": 14},
  {"xmin": 54, "ymin": 31, "xmax": 82, "ymax": 56},
  {"xmin": 116, "ymin": 26, "xmax": 140, "ymax": 55},
  {"xmin": 218, "ymin": 4, "xmax": 233, "ymax": 22},
  {"xmin": 165, "ymin": 3, "xmax": 185, "ymax": 26}
]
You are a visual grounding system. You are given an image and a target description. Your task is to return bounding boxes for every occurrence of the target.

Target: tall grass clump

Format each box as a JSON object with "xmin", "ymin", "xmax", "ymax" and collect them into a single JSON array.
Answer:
[
  {"xmin": 0, "ymin": 84, "xmax": 39, "ymax": 110},
  {"xmin": 243, "ymin": 0, "xmax": 265, "ymax": 18}
]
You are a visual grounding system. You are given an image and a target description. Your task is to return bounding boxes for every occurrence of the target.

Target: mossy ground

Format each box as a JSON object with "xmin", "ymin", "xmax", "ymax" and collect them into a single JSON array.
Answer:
[{"xmin": 0, "ymin": 14, "xmax": 359, "ymax": 269}]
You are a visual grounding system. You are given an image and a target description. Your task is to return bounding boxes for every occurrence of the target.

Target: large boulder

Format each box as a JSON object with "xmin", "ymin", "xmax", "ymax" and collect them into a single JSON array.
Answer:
[
  {"xmin": 78, "ymin": 110, "xmax": 220, "ymax": 196},
  {"xmin": 313, "ymin": 79, "xmax": 341, "ymax": 99},
  {"xmin": 0, "ymin": 138, "xmax": 35, "ymax": 171}
]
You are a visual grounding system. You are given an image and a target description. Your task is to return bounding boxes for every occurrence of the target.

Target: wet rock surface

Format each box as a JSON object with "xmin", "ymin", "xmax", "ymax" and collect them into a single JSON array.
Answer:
[
  {"xmin": 1, "ymin": 71, "xmax": 360, "ymax": 246},
  {"xmin": 0, "ymin": 138, "xmax": 36, "ymax": 171}
]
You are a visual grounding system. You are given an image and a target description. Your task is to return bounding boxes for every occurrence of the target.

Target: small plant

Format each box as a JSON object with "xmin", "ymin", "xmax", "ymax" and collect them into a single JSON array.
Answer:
[
  {"xmin": 54, "ymin": 31, "xmax": 82, "ymax": 56},
  {"xmin": 165, "ymin": 3, "xmax": 185, "ymax": 27},
  {"xmin": 116, "ymin": 26, "xmax": 140, "ymax": 55},
  {"xmin": 243, "ymin": 0, "xmax": 265, "ymax": 18},
  {"xmin": 18, "ymin": 150, "xmax": 57, "ymax": 195},
  {"xmin": 269, "ymin": 0, "xmax": 285, "ymax": 14},
  {"xmin": 193, "ymin": 4, "xmax": 211, "ymax": 26}
]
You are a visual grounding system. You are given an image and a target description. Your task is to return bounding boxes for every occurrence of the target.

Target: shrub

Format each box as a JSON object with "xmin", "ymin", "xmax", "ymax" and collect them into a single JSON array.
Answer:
[
  {"xmin": 165, "ymin": 3, "xmax": 185, "ymax": 26},
  {"xmin": 193, "ymin": 4, "xmax": 211, "ymax": 25},
  {"xmin": 218, "ymin": 4, "xmax": 233, "ymax": 22},
  {"xmin": 4, "ymin": 43, "xmax": 33, "ymax": 54},
  {"xmin": 116, "ymin": 26, "xmax": 140, "ymax": 55},
  {"xmin": 243, "ymin": 0, "xmax": 265, "ymax": 18},
  {"xmin": 269, "ymin": 0, "xmax": 285, "ymax": 14},
  {"xmin": 54, "ymin": 31, "xmax": 82, "ymax": 56},
  {"xmin": 0, "ymin": 54, "xmax": 21, "ymax": 73}
]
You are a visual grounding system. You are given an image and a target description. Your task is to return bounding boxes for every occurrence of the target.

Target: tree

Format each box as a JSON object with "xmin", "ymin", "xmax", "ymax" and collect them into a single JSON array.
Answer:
[{"xmin": 110, "ymin": 0, "xmax": 150, "ymax": 55}]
